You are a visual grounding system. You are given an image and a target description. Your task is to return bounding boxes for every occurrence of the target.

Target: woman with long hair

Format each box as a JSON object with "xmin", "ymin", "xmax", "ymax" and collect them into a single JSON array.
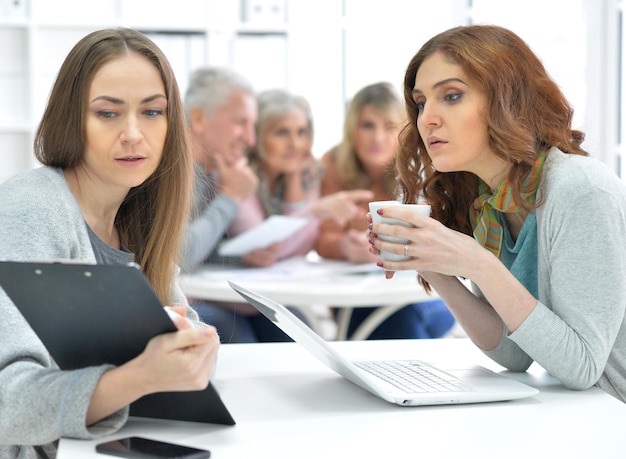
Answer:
[
  {"xmin": 0, "ymin": 28, "xmax": 219, "ymax": 457},
  {"xmin": 369, "ymin": 25, "xmax": 626, "ymax": 401}
]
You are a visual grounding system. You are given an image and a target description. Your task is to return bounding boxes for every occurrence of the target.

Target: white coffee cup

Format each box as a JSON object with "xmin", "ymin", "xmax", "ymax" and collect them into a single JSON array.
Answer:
[{"xmin": 368, "ymin": 200, "xmax": 431, "ymax": 261}]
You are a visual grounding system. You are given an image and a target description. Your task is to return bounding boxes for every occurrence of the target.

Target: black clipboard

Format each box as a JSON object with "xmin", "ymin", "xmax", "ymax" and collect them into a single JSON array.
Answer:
[{"xmin": 0, "ymin": 260, "xmax": 235, "ymax": 426}]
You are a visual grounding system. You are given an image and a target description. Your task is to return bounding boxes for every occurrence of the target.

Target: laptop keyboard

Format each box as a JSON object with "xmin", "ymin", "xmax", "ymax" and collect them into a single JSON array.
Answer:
[{"xmin": 355, "ymin": 360, "xmax": 473, "ymax": 394}]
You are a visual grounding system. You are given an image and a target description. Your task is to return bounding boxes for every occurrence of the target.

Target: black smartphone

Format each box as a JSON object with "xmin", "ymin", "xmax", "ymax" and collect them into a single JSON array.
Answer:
[{"xmin": 95, "ymin": 436, "xmax": 211, "ymax": 459}]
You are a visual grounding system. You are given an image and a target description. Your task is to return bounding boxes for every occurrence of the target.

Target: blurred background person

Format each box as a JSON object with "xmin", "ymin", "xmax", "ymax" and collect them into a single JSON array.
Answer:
[
  {"xmin": 230, "ymin": 88, "xmax": 373, "ymax": 267},
  {"xmin": 180, "ymin": 66, "xmax": 259, "ymax": 273},
  {"xmin": 180, "ymin": 66, "xmax": 273, "ymax": 340},
  {"xmin": 201, "ymin": 88, "xmax": 372, "ymax": 342},
  {"xmin": 316, "ymin": 82, "xmax": 455, "ymax": 340},
  {"xmin": 228, "ymin": 88, "xmax": 321, "ymax": 267}
]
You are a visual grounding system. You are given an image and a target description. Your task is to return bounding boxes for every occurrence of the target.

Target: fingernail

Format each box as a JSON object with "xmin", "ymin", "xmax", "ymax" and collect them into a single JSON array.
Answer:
[
  {"xmin": 369, "ymin": 238, "xmax": 376, "ymax": 245},
  {"xmin": 377, "ymin": 209, "xmax": 383, "ymax": 215},
  {"xmin": 376, "ymin": 261, "xmax": 384, "ymax": 267},
  {"xmin": 368, "ymin": 224, "xmax": 372, "ymax": 230}
]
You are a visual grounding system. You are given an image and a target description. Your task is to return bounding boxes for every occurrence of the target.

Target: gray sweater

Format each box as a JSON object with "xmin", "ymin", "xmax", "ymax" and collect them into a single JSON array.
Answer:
[
  {"xmin": 0, "ymin": 166, "xmax": 193, "ymax": 458},
  {"xmin": 483, "ymin": 149, "xmax": 626, "ymax": 402},
  {"xmin": 179, "ymin": 164, "xmax": 239, "ymax": 272}
]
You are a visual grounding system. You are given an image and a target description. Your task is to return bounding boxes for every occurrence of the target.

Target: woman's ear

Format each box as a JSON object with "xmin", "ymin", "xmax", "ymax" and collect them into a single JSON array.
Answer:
[{"xmin": 189, "ymin": 106, "xmax": 207, "ymax": 134}]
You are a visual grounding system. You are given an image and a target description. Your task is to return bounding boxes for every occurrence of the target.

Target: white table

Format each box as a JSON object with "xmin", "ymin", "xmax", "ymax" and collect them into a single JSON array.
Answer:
[
  {"xmin": 58, "ymin": 339, "xmax": 626, "ymax": 459},
  {"xmin": 178, "ymin": 255, "xmax": 440, "ymax": 340}
]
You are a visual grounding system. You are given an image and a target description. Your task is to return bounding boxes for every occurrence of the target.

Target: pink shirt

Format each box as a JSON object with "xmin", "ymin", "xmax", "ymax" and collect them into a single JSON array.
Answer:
[{"xmin": 227, "ymin": 192, "xmax": 320, "ymax": 260}]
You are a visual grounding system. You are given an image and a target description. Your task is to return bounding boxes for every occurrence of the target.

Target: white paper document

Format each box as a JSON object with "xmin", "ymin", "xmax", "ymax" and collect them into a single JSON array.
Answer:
[{"xmin": 217, "ymin": 215, "xmax": 308, "ymax": 257}]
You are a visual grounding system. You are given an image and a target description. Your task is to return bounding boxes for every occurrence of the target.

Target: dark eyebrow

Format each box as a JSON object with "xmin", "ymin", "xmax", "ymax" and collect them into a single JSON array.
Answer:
[
  {"xmin": 412, "ymin": 77, "xmax": 467, "ymax": 96},
  {"xmin": 90, "ymin": 94, "xmax": 166, "ymax": 104}
]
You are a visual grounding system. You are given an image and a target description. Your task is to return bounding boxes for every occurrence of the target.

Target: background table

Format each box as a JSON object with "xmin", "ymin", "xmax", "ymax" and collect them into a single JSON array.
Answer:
[
  {"xmin": 58, "ymin": 338, "xmax": 626, "ymax": 459},
  {"xmin": 178, "ymin": 255, "xmax": 441, "ymax": 340}
]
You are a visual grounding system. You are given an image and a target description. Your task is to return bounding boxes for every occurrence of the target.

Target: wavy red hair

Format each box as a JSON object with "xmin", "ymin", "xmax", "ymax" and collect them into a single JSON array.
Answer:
[{"xmin": 397, "ymin": 25, "xmax": 587, "ymax": 236}]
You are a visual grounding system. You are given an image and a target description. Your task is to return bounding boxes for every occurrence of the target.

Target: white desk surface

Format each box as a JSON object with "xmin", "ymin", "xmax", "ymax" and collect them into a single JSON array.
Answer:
[
  {"xmin": 178, "ymin": 255, "xmax": 435, "ymax": 307},
  {"xmin": 58, "ymin": 338, "xmax": 625, "ymax": 459},
  {"xmin": 178, "ymin": 255, "xmax": 440, "ymax": 340}
]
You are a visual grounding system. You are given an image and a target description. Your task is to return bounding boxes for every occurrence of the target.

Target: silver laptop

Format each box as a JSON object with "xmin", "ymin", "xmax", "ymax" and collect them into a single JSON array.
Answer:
[{"xmin": 229, "ymin": 281, "xmax": 539, "ymax": 406}]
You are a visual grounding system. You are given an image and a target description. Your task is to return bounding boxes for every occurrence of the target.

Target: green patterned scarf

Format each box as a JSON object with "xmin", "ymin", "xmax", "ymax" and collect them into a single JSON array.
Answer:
[{"xmin": 469, "ymin": 151, "xmax": 547, "ymax": 257}]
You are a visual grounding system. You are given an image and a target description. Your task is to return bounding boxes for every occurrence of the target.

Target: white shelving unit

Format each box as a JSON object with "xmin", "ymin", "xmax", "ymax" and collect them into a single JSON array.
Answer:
[
  {"xmin": 0, "ymin": 16, "xmax": 32, "ymax": 182},
  {"xmin": 1, "ymin": 0, "xmax": 469, "ymax": 183},
  {"xmin": 2, "ymin": 0, "xmax": 618, "ymax": 183},
  {"xmin": 0, "ymin": 0, "xmax": 293, "ymax": 182}
]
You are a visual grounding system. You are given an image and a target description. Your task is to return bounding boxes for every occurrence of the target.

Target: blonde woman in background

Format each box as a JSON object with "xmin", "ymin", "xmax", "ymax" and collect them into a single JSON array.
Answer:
[{"xmin": 316, "ymin": 82, "xmax": 455, "ymax": 339}]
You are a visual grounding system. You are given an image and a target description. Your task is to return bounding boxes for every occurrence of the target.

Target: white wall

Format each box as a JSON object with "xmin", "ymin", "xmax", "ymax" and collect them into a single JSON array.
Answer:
[
  {"xmin": 471, "ymin": 0, "xmax": 620, "ymax": 172},
  {"xmin": 0, "ymin": 0, "xmax": 621, "ymax": 180}
]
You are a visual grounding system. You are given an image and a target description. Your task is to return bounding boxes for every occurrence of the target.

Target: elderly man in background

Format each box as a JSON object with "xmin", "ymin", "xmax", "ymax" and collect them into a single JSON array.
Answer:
[{"xmin": 180, "ymin": 67, "xmax": 259, "ymax": 272}]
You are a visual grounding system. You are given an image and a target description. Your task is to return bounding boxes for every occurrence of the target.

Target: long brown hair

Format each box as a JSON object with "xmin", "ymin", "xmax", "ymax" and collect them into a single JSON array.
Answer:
[
  {"xmin": 397, "ymin": 25, "xmax": 587, "ymax": 236},
  {"xmin": 34, "ymin": 28, "xmax": 193, "ymax": 304}
]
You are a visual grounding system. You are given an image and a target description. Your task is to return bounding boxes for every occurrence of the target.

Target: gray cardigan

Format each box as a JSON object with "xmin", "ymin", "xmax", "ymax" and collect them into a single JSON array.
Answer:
[
  {"xmin": 0, "ymin": 166, "xmax": 193, "ymax": 458},
  {"xmin": 483, "ymin": 149, "xmax": 626, "ymax": 402},
  {"xmin": 179, "ymin": 164, "xmax": 240, "ymax": 272}
]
